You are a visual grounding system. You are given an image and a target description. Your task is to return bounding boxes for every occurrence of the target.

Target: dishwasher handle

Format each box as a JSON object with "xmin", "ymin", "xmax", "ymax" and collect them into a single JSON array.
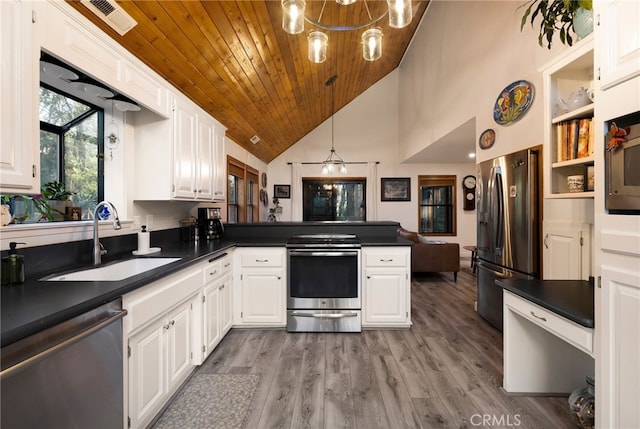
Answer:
[{"xmin": 1, "ymin": 309, "xmax": 127, "ymax": 380}]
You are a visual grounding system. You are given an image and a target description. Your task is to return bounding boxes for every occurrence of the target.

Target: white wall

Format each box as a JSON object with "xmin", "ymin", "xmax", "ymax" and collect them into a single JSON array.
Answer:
[
  {"xmin": 267, "ymin": 71, "xmax": 477, "ymax": 248},
  {"xmin": 400, "ymin": 0, "xmax": 565, "ymax": 164}
]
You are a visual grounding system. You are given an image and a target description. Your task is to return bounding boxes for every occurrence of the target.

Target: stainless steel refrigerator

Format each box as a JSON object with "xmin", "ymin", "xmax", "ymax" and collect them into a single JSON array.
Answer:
[{"xmin": 476, "ymin": 147, "xmax": 541, "ymax": 331}]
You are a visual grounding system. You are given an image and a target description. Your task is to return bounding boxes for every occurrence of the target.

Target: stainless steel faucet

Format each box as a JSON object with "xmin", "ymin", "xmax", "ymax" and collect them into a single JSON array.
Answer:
[{"xmin": 93, "ymin": 201, "xmax": 121, "ymax": 265}]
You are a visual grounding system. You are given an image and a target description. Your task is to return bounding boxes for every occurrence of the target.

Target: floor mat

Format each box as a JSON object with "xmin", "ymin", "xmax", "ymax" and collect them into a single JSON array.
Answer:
[{"xmin": 153, "ymin": 374, "xmax": 261, "ymax": 429}]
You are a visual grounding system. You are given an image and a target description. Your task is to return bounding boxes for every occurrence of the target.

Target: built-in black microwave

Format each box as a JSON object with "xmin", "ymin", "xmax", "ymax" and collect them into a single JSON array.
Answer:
[{"xmin": 605, "ymin": 111, "xmax": 640, "ymax": 214}]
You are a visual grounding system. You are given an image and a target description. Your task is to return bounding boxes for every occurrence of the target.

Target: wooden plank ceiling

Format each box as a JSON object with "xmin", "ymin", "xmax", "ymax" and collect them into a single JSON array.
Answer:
[{"xmin": 67, "ymin": 0, "xmax": 429, "ymax": 163}]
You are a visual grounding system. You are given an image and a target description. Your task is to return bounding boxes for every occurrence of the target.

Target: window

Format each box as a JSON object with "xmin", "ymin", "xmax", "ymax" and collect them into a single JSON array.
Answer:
[
  {"xmin": 227, "ymin": 156, "xmax": 258, "ymax": 223},
  {"xmin": 302, "ymin": 178, "xmax": 366, "ymax": 221},
  {"xmin": 40, "ymin": 84, "xmax": 104, "ymax": 215},
  {"xmin": 418, "ymin": 175, "xmax": 456, "ymax": 236}
]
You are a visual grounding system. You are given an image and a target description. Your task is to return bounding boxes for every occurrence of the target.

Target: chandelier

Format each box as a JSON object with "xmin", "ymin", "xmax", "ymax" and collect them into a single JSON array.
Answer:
[
  {"xmin": 322, "ymin": 75, "xmax": 347, "ymax": 175},
  {"xmin": 282, "ymin": 0, "xmax": 413, "ymax": 63}
]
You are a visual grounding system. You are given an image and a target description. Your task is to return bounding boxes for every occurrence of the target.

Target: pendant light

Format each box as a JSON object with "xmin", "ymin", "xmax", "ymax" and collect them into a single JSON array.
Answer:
[
  {"xmin": 388, "ymin": 0, "xmax": 412, "ymax": 29},
  {"xmin": 308, "ymin": 30, "xmax": 329, "ymax": 63},
  {"xmin": 282, "ymin": 0, "xmax": 306, "ymax": 34},
  {"xmin": 362, "ymin": 28, "xmax": 383, "ymax": 61},
  {"xmin": 322, "ymin": 75, "xmax": 347, "ymax": 176},
  {"xmin": 282, "ymin": 0, "xmax": 412, "ymax": 63}
]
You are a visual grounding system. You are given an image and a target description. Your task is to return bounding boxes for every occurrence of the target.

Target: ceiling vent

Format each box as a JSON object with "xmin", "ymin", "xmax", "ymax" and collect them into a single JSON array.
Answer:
[
  {"xmin": 250, "ymin": 135, "xmax": 261, "ymax": 144},
  {"xmin": 80, "ymin": 0, "xmax": 137, "ymax": 36}
]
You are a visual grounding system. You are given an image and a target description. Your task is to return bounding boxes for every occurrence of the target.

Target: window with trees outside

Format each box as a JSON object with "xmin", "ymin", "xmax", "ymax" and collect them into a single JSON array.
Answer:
[
  {"xmin": 1, "ymin": 84, "xmax": 104, "ymax": 223},
  {"xmin": 302, "ymin": 178, "xmax": 366, "ymax": 221},
  {"xmin": 227, "ymin": 156, "xmax": 258, "ymax": 223},
  {"xmin": 418, "ymin": 175, "xmax": 456, "ymax": 236}
]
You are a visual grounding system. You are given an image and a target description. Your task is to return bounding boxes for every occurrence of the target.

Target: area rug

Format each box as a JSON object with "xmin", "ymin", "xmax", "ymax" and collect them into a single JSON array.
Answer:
[{"xmin": 153, "ymin": 374, "xmax": 260, "ymax": 429}]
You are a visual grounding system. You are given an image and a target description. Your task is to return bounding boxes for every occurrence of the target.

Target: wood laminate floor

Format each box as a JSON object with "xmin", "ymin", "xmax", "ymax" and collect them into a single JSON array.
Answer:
[{"xmin": 196, "ymin": 267, "xmax": 575, "ymax": 429}]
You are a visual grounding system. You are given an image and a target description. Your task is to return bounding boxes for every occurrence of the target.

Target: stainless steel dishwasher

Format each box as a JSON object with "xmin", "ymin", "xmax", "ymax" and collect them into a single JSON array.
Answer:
[{"xmin": 1, "ymin": 298, "xmax": 127, "ymax": 429}]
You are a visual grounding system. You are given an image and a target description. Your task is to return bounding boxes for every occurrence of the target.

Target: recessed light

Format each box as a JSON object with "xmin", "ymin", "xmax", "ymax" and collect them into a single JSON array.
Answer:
[{"xmin": 468, "ymin": 152, "xmax": 476, "ymax": 158}]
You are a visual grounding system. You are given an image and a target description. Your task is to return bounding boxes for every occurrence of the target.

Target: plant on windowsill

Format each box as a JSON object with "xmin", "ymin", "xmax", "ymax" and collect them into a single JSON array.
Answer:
[
  {"xmin": 267, "ymin": 198, "xmax": 282, "ymax": 222},
  {"xmin": 520, "ymin": 0, "xmax": 593, "ymax": 49},
  {"xmin": 34, "ymin": 181, "xmax": 76, "ymax": 222}
]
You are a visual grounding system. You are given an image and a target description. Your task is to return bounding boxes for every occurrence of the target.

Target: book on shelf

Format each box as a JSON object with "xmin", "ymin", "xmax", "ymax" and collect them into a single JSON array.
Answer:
[{"xmin": 554, "ymin": 118, "xmax": 593, "ymax": 162}]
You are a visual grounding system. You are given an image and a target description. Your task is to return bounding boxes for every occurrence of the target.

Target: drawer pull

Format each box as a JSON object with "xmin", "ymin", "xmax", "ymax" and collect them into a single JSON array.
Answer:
[
  {"xmin": 379, "ymin": 258, "xmax": 394, "ymax": 262},
  {"xmin": 255, "ymin": 259, "xmax": 269, "ymax": 263},
  {"xmin": 224, "ymin": 263, "xmax": 230, "ymax": 268},
  {"xmin": 530, "ymin": 311, "xmax": 547, "ymax": 322},
  {"xmin": 210, "ymin": 270, "xmax": 217, "ymax": 276}
]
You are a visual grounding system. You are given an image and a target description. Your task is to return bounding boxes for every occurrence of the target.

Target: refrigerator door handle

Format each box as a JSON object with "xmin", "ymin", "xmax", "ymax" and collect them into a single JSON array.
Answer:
[
  {"xmin": 478, "ymin": 262, "xmax": 510, "ymax": 280},
  {"xmin": 488, "ymin": 166, "xmax": 504, "ymax": 255}
]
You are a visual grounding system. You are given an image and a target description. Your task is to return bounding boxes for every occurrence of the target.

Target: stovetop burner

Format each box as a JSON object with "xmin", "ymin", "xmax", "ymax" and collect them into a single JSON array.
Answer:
[{"xmin": 286, "ymin": 234, "xmax": 361, "ymax": 248}]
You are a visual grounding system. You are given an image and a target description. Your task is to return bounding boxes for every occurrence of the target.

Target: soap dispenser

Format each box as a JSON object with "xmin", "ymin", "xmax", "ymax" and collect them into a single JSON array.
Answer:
[{"xmin": 2, "ymin": 242, "xmax": 26, "ymax": 286}]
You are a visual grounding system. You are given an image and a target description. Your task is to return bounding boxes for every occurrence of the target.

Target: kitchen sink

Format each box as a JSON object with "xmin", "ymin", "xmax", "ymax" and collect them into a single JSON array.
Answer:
[{"xmin": 43, "ymin": 258, "xmax": 182, "ymax": 282}]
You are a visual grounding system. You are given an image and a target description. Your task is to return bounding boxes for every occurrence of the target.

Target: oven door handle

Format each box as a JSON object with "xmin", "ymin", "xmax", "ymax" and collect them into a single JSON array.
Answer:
[
  {"xmin": 290, "ymin": 311, "xmax": 359, "ymax": 319},
  {"xmin": 288, "ymin": 250, "xmax": 359, "ymax": 257}
]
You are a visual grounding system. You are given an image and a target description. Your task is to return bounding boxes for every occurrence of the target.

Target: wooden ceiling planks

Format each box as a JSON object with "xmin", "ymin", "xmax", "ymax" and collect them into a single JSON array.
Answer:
[{"xmin": 65, "ymin": 0, "xmax": 428, "ymax": 163}]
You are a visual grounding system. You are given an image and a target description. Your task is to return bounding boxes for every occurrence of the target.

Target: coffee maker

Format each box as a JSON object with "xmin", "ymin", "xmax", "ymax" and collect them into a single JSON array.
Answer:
[{"xmin": 198, "ymin": 207, "xmax": 224, "ymax": 240}]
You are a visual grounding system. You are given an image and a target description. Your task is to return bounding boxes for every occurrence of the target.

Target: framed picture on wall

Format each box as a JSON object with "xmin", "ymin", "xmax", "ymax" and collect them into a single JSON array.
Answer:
[
  {"xmin": 274, "ymin": 184, "xmax": 291, "ymax": 199},
  {"xmin": 381, "ymin": 177, "xmax": 411, "ymax": 201}
]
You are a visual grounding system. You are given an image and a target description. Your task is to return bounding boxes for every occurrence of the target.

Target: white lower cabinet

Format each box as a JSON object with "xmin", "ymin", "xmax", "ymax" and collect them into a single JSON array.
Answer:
[
  {"xmin": 200, "ymin": 252, "xmax": 233, "ymax": 362},
  {"xmin": 233, "ymin": 248, "xmax": 286, "ymax": 326},
  {"xmin": 123, "ymin": 263, "xmax": 202, "ymax": 429},
  {"xmin": 362, "ymin": 247, "xmax": 411, "ymax": 327}
]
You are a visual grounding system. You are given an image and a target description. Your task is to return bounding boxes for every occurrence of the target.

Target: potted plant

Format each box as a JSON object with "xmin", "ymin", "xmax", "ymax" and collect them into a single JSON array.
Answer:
[
  {"xmin": 35, "ymin": 181, "xmax": 75, "ymax": 221},
  {"xmin": 267, "ymin": 198, "xmax": 282, "ymax": 222},
  {"xmin": 520, "ymin": 0, "xmax": 593, "ymax": 49}
]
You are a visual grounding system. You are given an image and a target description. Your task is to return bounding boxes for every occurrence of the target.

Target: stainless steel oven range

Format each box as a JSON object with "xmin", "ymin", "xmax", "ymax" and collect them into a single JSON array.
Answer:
[{"xmin": 286, "ymin": 234, "xmax": 362, "ymax": 332}]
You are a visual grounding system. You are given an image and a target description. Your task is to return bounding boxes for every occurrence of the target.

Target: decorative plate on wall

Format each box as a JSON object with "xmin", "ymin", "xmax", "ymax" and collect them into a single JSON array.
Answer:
[
  {"xmin": 479, "ymin": 128, "xmax": 496, "ymax": 150},
  {"xmin": 493, "ymin": 80, "xmax": 534, "ymax": 125},
  {"xmin": 261, "ymin": 172, "xmax": 267, "ymax": 188}
]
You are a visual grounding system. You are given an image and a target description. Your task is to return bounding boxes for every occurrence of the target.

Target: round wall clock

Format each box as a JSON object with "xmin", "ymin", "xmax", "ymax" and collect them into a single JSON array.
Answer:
[
  {"xmin": 479, "ymin": 129, "xmax": 495, "ymax": 150},
  {"xmin": 462, "ymin": 175, "xmax": 476, "ymax": 211}
]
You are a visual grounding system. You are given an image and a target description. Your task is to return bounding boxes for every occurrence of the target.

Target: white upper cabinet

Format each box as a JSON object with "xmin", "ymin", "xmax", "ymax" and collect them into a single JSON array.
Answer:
[
  {"xmin": 596, "ymin": 0, "xmax": 640, "ymax": 90},
  {"xmin": 0, "ymin": 0, "xmax": 40, "ymax": 194},
  {"xmin": 212, "ymin": 133, "xmax": 226, "ymax": 201}
]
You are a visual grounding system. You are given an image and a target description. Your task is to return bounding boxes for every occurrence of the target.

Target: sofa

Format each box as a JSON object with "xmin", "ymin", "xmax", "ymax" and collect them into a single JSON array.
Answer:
[{"xmin": 397, "ymin": 227, "xmax": 460, "ymax": 281}]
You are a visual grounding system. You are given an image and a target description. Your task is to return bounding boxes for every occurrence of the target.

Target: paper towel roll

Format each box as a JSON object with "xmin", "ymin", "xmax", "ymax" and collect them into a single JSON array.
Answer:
[{"xmin": 138, "ymin": 226, "xmax": 150, "ymax": 252}]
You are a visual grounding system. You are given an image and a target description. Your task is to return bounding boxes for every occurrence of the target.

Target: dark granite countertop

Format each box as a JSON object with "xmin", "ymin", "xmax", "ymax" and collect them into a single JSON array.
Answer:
[
  {"xmin": 1, "ymin": 222, "xmax": 410, "ymax": 347},
  {"xmin": 496, "ymin": 278, "xmax": 594, "ymax": 328}
]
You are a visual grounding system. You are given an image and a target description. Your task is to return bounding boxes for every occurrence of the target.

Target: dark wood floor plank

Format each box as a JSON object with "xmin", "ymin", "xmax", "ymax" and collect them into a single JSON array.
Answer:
[
  {"xmin": 346, "ymin": 334, "xmax": 392, "ymax": 429},
  {"xmin": 290, "ymin": 341, "xmax": 325, "ymax": 429},
  {"xmin": 324, "ymin": 373, "xmax": 356, "ymax": 429},
  {"xmin": 255, "ymin": 357, "xmax": 303, "ymax": 429},
  {"xmin": 325, "ymin": 333, "xmax": 350, "ymax": 374},
  {"xmin": 371, "ymin": 353, "xmax": 424, "ymax": 429}
]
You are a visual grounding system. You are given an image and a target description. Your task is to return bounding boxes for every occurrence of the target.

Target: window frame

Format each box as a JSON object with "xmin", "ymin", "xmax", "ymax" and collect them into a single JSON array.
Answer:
[
  {"xmin": 417, "ymin": 174, "xmax": 457, "ymax": 236},
  {"xmin": 227, "ymin": 156, "xmax": 258, "ymax": 223},
  {"xmin": 302, "ymin": 177, "xmax": 367, "ymax": 222}
]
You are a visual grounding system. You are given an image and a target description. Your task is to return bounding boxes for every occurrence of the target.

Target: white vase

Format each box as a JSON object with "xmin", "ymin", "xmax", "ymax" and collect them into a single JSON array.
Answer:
[{"xmin": 573, "ymin": 7, "xmax": 594, "ymax": 40}]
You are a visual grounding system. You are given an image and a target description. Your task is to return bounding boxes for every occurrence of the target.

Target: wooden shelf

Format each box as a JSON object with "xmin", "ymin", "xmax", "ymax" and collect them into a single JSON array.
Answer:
[
  {"xmin": 552, "ymin": 156, "xmax": 594, "ymax": 169},
  {"xmin": 552, "ymin": 104, "xmax": 594, "ymax": 124},
  {"xmin": 547, "ymin": 191, "xmax": 594, "ymax": 199}
]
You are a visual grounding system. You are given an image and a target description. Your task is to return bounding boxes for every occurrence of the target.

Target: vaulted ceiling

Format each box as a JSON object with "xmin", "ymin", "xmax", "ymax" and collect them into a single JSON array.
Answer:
[{"xmin": 67, "ymin": 0, "xmax": 429, "ymax": 163}]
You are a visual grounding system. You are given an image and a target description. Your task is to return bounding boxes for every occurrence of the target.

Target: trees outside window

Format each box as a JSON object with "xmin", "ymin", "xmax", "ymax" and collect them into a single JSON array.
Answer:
[
  {"xmin": 418, "ymin": 175, "xmax": 456, "ymax": 235},
  {"xmin": 302, "ymin": 178, "xmax": 366, "ymax": 221}
]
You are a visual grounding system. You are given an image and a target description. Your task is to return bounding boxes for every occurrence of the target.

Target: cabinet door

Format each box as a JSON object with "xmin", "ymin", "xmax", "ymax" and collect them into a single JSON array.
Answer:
[
  {"xmin": 363, "ymin": 268, "xmax": 409, "ymax": 325},
  {"xmin": 241, "ymin": 269, "xmax": 285, "ymax": 325},
  {"xmin": 166, "ymin": 301, "xmax": 192, "ymax": 392},
  {"xmin": 543, "ymin": 222, "xmax": 591, "ymax": 280},
  {"xmin": 0, "ymin": 0, "xmax": 39, "ymax": 193},
  {"xmin": 220, "ymin": 275, "xmax": 233, "ymax": 334},
  {"xmin": 599, "ymin": 265, "xmax": 640, "ymax": 429},
  {"xmin": 212, "ymin": 132, "xmax": 226, "ymax": 201},
  {"xmin": 202, "ymin": 282, "xmax": 221, "ymax": 359},
  {"xmin": 173, "ymin": 100, "xmax": 197, "ymax": 199},
  {"xmin": 128, "ymin": 321, "xmax": 166, "ymax": 429},
  {"xmin": 195, "ymin": 115, "xmax": 214, "ymax": 200},
  {"xmin": 597, "ymin": 0, "xmax": 640, "ymax": 90}
]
